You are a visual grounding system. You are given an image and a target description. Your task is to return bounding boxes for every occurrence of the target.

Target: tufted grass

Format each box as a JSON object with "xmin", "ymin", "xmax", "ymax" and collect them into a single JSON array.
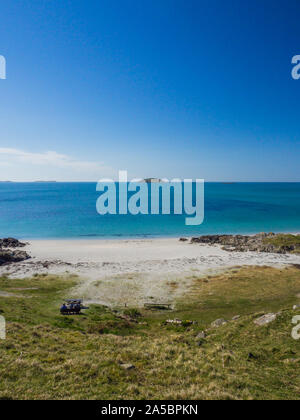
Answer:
[{"xmin": 0, "ymin": 266, "xmax": 299, "ymax": 400}]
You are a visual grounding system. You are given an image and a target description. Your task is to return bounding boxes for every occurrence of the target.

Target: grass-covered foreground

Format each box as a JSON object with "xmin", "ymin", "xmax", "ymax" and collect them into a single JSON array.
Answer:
[{"xmin": 0, "ymin": 266, "xmax": 299, "ymax": 400}]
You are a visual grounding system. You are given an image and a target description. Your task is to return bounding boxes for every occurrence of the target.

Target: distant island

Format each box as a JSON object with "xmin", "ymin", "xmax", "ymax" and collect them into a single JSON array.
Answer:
[{"xmin": 143, "ymin": 178, "xmax": 163, "ymax": 183}]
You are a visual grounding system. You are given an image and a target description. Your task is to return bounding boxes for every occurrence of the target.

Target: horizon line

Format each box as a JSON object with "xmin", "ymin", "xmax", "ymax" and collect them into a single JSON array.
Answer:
[{"xmin": 1, "ymin": 181, "xmax": 300, "ymax": 184}]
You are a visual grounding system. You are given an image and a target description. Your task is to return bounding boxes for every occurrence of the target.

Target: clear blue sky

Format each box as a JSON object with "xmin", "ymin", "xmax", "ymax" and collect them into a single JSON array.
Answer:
[{"xmin": 0, "ymin": 0, "xmax": 299, "ymax": 181}]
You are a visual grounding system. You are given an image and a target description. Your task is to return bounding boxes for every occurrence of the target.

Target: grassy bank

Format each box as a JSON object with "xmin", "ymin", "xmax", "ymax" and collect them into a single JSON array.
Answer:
[
  {"xmin": 0, "ymin": 266, "xmax": 299, "ymax": 400},
  {"xmin": 263, "ymin": 234, "xmax": 300, "ymax": 254}
]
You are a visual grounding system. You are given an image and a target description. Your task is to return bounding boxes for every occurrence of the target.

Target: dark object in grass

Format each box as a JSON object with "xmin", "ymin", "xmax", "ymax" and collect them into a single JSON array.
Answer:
[
  {"xmin": 247, "ymin": 353, "xmax": 258, "ymax": 361},
  {"xmin": 123, "ymin": 308, "xmax": 141, "ymax": 319},
  {"xmin": 144, "ymin": 303, "xmax": 172, "ymax": 311},
  {"xmin": 60, "ymin": 299, "xmax": 89, "ymax": 315}
]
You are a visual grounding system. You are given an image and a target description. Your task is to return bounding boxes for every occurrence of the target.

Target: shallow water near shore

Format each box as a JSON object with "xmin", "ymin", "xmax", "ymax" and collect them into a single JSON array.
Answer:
[{"xmin": 0, "ymin": 182, "xmax": 300, "ymax": 239}]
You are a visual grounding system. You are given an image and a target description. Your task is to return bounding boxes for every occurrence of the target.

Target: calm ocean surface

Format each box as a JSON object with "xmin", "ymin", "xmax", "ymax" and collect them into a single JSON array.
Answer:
[{"xmin": 0, "ymin": 182, "xmax": 299, "ymax": 239}]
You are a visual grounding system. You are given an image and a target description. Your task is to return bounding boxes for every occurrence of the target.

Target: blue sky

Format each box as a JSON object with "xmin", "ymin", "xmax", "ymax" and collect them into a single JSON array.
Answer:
[{"xmin": 0, "ymin": 0, "xmax": 300, "ymax": 181}]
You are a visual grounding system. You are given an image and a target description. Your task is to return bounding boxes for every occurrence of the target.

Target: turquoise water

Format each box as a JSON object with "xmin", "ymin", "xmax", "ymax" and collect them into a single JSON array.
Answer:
[{"xmin": 0, "ymin": 182, "xmax": 299, "ymax": 239}]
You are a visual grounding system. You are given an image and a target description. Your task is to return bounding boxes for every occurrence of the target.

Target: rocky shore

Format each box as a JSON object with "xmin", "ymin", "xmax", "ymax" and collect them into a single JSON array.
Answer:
[
  {"xmin": 0, "ymin": 238, "xmax": 26, "ymax": 248},
  {"xmin": 189, "ymin": 233, "xmax": 300, "ymax": 254},
  {"xmin": 0, "ymin": 238, "xmax": 30, "ymax": 266}
]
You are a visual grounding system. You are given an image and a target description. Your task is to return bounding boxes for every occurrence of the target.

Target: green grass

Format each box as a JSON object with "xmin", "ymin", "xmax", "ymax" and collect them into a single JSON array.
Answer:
[
  {"xmin": 263, "ymin": 234, "xmax": 300, "ymax": 253},
  {"xmin": 172, "ymin": 265, "xmax": 300, "ymax": 328},
  {"xmin": 0, "ymin": 267, "xmax": 299, "ymax": 400}
]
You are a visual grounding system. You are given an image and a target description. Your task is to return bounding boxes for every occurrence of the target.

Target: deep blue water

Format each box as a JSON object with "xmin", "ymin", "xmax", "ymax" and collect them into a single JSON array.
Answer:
[{"xmin": 0, "ymin": 182, "xmax": 299, "ymax": 239}]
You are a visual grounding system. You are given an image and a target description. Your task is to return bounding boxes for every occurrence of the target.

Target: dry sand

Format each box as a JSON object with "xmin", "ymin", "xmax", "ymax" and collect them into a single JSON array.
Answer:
[{"xmin": 1, "ymin": 238, "xmax": 300, "ymax": 307}]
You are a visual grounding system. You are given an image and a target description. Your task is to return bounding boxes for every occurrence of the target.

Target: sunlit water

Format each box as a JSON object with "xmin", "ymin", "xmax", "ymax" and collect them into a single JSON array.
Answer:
[{"xmin": 0, "ymin": 182, "xmax": 299, "ymax": 239}]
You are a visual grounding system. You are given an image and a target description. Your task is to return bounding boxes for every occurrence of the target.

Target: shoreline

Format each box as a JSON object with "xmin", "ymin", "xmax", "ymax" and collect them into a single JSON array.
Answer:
[
  {"xmin": 18, "ymin": 229, "xmax": 300, "ymax": 242},
  {"xmin": 1, "ymin": 236, "xmax": 300, "ymax": 307}
]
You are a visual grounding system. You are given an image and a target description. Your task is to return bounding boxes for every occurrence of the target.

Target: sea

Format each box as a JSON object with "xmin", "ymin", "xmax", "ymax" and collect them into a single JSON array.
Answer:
[{"xmin": 0, "ymin": 182, "xmax": 299, "ymax": 239}]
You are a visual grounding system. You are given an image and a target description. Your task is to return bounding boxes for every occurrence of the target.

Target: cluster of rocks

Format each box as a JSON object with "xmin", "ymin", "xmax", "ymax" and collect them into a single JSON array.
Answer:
[
  {"xmin": 189, "ymin": 233, "xmax": 298, "ymax": 254},
  {"xmin": 0, "ymin": 238, "xmax": 30, "ymax": 266},
  {"xmin": 0, "ymin": 238, "xmax": 27, "ymax": 248}
]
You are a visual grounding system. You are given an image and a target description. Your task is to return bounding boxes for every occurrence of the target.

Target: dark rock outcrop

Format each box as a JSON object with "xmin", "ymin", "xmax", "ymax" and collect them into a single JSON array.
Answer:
[
  {"xmin": 0, "ymin": 238, "xmax": 27, "ymax": 248},
  {"xmin": 0, "ymin": 237, "xmax": 30, "ymax": 266},
  {"xmin": 190, "ymin": 233, "xmax": 300, "ymax": 254},
  {"xmin": 0, "ymin": 249, "xmax": 30, "ymax": 266}
]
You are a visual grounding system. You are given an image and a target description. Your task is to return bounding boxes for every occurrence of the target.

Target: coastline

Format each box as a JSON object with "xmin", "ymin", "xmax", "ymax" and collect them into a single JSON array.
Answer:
[
  {"xmin": 19, "ymin": 229, "xmax": 300, "ymax": 241},
  {"xmin": 1, "ymin": 236, "xmax": 300, "ymax": 307}
]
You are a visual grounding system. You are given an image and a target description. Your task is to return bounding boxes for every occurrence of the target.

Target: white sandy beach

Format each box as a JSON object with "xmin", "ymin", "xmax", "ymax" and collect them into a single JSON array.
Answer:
[{"xmin": 1, "ymin": 238, "xmax": 300, "ymax": 307}]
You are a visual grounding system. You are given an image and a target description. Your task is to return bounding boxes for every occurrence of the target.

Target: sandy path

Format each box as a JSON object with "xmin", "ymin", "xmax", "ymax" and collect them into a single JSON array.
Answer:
[{"xmin": 1, "ymin": 238, "xmax": 300, "ymax": 307}]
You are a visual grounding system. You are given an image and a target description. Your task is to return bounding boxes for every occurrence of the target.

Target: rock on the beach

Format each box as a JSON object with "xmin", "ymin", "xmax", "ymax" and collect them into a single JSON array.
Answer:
[
  {"xmin": 190, "ymin": 233, "xmax": 298, "ymax": 254},
  {"xmin": 211, "ymin": 318, "xmax": 227, "ymax": 328},
  {"xmin": 0, "ymin": 237, "xmax": 30, "ymax": 266},
  {"xmin": 254, "ymin": 313, "xmax": 277, "ymax": 326},
  {"xmin": 0, "ymin": 249, "xmax": 30, "ymax": 266},
  {"xmin": 0, "ymin": 238, "xmax": 26, "ymax": 248}
]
